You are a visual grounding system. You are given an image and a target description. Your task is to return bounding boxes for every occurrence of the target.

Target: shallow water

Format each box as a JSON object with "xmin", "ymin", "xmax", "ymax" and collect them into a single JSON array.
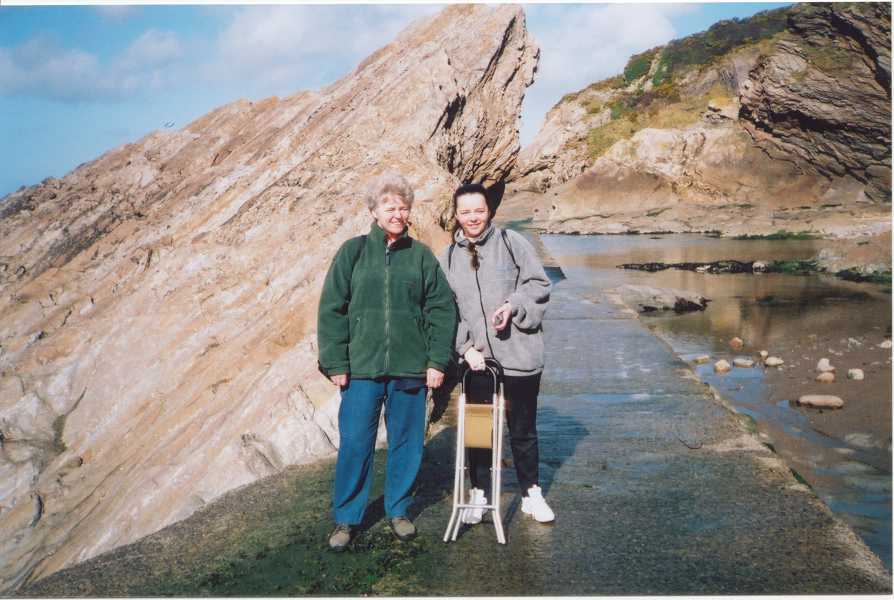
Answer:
[{"xmin": 543, "ymin": 233, "xmax": 892, "ymax": 571}]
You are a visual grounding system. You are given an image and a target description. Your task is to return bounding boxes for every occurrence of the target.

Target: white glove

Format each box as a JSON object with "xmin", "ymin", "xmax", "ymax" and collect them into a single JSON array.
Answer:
[{"xmin": 464, "ymin": 347, "xmax": 486, "ymax": 371}]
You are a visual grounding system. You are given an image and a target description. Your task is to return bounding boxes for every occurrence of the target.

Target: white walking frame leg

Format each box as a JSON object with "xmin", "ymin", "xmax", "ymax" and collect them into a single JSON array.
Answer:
[
  {"xmin": 444, "ymin": 362, "xmax": 506, "ymax": 545},
  {"xmin": 491, "ymin": 386, "xmax": 506, "ymax": 544},
  {"xmin": 443, "ymin": 392, "xmax": 467, "ymax": 542}
]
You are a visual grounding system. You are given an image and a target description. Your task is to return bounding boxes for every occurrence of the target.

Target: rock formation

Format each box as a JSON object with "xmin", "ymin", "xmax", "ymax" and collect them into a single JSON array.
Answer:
[
  {"xmin": 513, "ymin": 3, "xmax": 890, "ymax": 247},
  {"xmin": 0, "ymin": 5, "xmax": 538, "ymax": 591}
]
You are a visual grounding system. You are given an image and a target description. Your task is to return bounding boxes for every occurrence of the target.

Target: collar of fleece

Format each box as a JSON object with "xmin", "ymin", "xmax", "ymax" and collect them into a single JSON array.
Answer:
[{"xmin": 453, "ymin": 222, "xmax": 496, "ymax": 247}]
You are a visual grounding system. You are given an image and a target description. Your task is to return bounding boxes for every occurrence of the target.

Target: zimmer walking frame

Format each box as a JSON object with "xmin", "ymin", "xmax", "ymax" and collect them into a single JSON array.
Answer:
[{"xmin": 443, "ymin": 358, "xmax": 507, "ymax": 544}]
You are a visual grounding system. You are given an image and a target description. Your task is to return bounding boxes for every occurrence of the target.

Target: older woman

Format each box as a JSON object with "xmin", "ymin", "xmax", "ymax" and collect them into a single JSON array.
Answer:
[
  {"xmin": 317, "ymin": 172, "xmax": 456, "ymax": 551},
  {"xmin": 438, "ymin": 183, "xmax": 555, "ymax": 524}
]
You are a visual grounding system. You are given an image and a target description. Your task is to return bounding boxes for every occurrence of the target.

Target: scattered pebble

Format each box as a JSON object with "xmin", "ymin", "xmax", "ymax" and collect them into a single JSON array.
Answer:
[
  {"xmin": 844, "ymin": 432, "xmax": 875, "ymax": 449},
  {"xmin": 847, "ymin": 369, "xmax": 864, "ymax": 381},
  {"xmin": 847, "ymin": 337, "xmax": 862, "ymax": 349},
  {"xmin": 693, "ymin": 355, "xmax": 711, "ymax": 364},
  {"xmin": 765, "ymin": 357, "xmax": 784, "ymax": 367},
  {"xmin": 816, "ymin": 358, "xmax": 835, "ymax": 373},
  {"xmin": 798, "ymin": 395, "xmax": 844, "ymax": 409},
  {"xmin": 733, "ymin": 357, "xmax": 754, "ymax": 368},
  {"xmin": 730, "ymin": 337, "xmax": 744, "ymax": 350},
  {"xmin": 816, "ymin": 372, "xmax": 836, "ymax": 383},
  {"xmin": 878, "ymin": 340, "xmax": 892, "ymax": 349},
  {"xmin": 714, "ymin": 359, "xmax": 731, "ymax": 373},
  {"xmin": 759, "ymin": 350, "xmax": 769, "ymax": 359}
]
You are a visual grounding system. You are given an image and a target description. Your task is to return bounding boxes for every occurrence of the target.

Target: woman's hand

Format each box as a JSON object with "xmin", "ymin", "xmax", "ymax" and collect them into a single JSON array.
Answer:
[
  {"xmin": 492, "ymin": 302, "xmax": 512, "ymax": 332},
  {"xmin": 329, "ymin": 373, "xmax": 349, "ymax": 387},
  {"xmin": 426, "ymin": 368, "xmax": 445, "ymax": 389},
  {"xmin": 464, "ymin": 347, "xmax": 486, "ymax": 371}
]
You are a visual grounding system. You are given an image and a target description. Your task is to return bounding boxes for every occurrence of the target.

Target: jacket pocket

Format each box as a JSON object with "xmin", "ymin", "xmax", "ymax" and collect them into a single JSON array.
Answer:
[
  {"xmin": 390, "ymin": 313, "xmax": 427, "ymax": 372},
  {"xmin": 348, "ymin": 314, "xmax": 377, "ymax": 371}
]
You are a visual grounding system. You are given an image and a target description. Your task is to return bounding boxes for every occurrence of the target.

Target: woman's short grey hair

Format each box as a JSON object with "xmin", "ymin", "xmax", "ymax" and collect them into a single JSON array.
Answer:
[{"xmin": 365, "ymin": 172, "xmax": 415, "ymax": 210}]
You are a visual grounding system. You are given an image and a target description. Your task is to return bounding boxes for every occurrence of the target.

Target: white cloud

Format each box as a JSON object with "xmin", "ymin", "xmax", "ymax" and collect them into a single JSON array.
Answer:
[
  {"xmin": 0, "ymin": 29, "xmax": 185, "ymax": 102},
  {"xmin": 0, "ymin": 5, "xmax": 440, "ymax": 104},
  {"xmin": 94, "ymin": 6, "xmax": 139, "ymax": 22},
  {"xmin": 521, "ymin": 3, "xmax": 694, "ymax": 145},
  {"xmin": 119, "ymin": 29, "xmax": 183, "ymax": 68},
  {"xmin": 204, "ymin": 4, "xmax": 441, "ymax": 95}
]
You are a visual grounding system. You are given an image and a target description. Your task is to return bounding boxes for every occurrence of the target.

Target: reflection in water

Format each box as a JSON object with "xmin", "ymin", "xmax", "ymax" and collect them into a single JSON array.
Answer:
[{"xmin": 545, "ymin": 233, "xmax": 892, "ymax": 571}]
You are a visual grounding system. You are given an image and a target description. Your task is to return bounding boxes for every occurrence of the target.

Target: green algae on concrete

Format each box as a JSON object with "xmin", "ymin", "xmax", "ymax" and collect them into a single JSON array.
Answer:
[{"xmin": 18, "ymin": 446, "xmax": 459, "ymax": 597}]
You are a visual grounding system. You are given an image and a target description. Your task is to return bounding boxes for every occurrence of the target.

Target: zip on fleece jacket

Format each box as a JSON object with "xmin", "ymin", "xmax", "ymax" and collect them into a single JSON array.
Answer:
[
  {"xmin": 317, "ymin": 223, "xmax": 457, "ymax": 379},
  {"xmin": 437, "ymin": 224, "xmax": 551, "ymax": 376}
]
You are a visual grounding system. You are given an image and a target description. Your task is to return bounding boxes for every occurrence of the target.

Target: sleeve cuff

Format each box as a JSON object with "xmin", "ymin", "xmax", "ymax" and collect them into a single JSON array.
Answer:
[
  {"xmin": 457, "ymin": 338, "xmax": 476, "ymax": 356},
  {"xmin": 321, "ymin": 366, "xmax": 349, "ymax": 377},
  {"xmin": 426, "ymin": 360, "xmax": 447, "ymax": 372},
  {"xmin": 508, "ymin": 293, "xmax": 526, "ymax": 317}
]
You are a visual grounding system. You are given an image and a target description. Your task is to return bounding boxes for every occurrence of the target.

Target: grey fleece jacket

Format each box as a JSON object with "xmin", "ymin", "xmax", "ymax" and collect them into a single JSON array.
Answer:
[{"xmin": 437, "ymin": 224, "xmax": 551, "ymax": 376}]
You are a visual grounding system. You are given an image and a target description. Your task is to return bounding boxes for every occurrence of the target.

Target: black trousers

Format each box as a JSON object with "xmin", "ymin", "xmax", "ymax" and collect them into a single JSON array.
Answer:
[{"xmin": 465, "ymin": 371, "xmax": 542, "ymax": 496}]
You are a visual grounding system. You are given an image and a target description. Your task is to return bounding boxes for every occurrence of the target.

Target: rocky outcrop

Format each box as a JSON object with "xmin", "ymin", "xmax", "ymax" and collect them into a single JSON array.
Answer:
[
  {"xmin": 609, "ymin": 284, "xmax": 709, "ymax": 314},
  {"xmin": 739, "ymin": 3, "xmax": 891, "ymax": 204},
  {"xmin": 515, "ymin": 3, "xmax": 890, "ymax": 247},
  {"xmin": 0, "ymin": 5, "xmax": 538, "ymax": 592}
]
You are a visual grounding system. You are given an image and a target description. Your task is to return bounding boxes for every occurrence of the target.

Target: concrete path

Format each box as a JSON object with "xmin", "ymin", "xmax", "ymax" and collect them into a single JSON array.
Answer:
[
  {"xmin": 380, "ymin": 235, "xmax": 890, "ymax": 594},
  {"xmin": 17, "ymin": 233, "xmax": 891, "ymax": 596}
]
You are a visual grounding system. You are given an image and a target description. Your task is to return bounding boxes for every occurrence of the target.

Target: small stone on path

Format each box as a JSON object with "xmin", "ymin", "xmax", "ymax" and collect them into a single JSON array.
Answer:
[
  {"xmin": 847, "ymin": 369, "xmax": 864, "ymax": 380},
  {"xmin": 733, "ymin": 357, "xmax": 754, "ymax": 368},
  {"xmin": 816, "ymin": 372, "xmax": 836, "ymax": 383},
  {"xmin": 816, "ymin": 358, "xmax": 835, "ymax": 372},
  {"xmin": 730, "ymin": 337, "xmax": 744, "ymax": 350},
  {"xmin": 693, "ymin": 355, "xmax": 711, "ymax": 364},
  {"xmin": 765, "ymin": 357, "xmax": 784, "ymax": 367},
  {"xmin": 714, "ymin": 359, "xmax": 731, "ymax": 373}
]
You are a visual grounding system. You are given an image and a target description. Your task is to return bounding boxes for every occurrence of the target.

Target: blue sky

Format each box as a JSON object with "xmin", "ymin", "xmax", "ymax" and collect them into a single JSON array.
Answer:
[{"xmin": 0, "ymin": 2, "xmax": 791, "ymax": 198}]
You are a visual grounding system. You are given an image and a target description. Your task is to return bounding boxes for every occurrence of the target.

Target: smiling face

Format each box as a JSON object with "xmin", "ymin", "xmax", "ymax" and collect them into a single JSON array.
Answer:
[
  {"xmin": 370, "ymin": 193, "xmax": 411, "ymax": 241},
  {"xmin": 455, "ymin": 192, "xmax": 490, "ymax": 239}
]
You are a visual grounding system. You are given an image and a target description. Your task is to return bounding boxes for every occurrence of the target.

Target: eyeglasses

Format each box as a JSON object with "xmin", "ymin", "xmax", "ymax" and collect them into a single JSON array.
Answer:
[{"xmin": 468, "ymin": 242, "xmax": 479, "ymax": 270}]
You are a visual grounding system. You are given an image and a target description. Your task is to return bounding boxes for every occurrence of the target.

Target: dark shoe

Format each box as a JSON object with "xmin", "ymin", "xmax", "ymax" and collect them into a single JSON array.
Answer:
[
  {"xmin": 328, "ymin": 524, "xmax": 352, "ymax": 552},
  {"xmin": 389, "ymin": 516, "xmax": 416, "ymax": 541}
]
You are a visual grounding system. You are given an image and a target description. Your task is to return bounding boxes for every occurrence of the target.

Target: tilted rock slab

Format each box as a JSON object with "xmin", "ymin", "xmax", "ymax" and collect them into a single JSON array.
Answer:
[{"xmin": 0, "ymin": 5, "xmax": 538, "ymax": 592}]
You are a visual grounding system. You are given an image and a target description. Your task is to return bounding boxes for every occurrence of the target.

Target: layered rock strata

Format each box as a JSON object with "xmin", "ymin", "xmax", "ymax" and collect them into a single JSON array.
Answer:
[
  {"xmin": 0, "ymin": 5, "xmax": 538, "ymax": 592},
  {"xmin": 514, "ymin": 3, "xmax": 890, "ymax": 247}
]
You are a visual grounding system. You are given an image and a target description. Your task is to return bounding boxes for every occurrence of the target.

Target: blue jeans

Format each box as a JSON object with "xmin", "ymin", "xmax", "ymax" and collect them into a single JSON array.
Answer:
[{"xmin": 332, "ymin": 378, "xmax": 427, "ymax": 525}]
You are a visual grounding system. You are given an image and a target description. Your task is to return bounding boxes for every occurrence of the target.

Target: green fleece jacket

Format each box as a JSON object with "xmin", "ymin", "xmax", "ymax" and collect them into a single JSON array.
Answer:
[{"xmin": 317, "ymin": 223, "xmax": 457, "ymax": 379}]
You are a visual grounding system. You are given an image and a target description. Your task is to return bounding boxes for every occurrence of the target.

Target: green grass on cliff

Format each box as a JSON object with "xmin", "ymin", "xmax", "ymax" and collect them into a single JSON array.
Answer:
[
  {"xmin": 624, "ymin": 48, "xmax": 659, "ymax": 83},
  {"xmin": 649, "ymin": 6, "xmax": 789, "ymax": 86},
  {"xmin": 572, "ymin": 5, "xmax": 791, "ymax": 161},
  {"xmin": 566, "ymin": 5, "xmax": 791, "ymax": 106},
  {"xmin": 558, "ymin": 3, "xmax": 791, "ymax": 151},
  {"xmin": 585, "ymin": 83, "xmax": 727, "ymax": 160}
]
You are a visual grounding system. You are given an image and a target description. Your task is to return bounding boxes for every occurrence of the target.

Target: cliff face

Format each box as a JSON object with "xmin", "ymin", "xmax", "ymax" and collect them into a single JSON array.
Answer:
[
  {"xmin": 739, "ymin": 3, "xmax": 891, "ymax": 204},
  {"xmin": 515, "ymin": 3, "xmax": 890, "ymax": 240},
  {"xmin": 0, "ymin": 5, "xmax": 538, "ymax": 591}
]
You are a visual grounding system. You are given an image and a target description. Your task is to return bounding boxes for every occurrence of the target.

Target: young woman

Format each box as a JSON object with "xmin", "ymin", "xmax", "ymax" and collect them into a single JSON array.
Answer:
[
  {"xmin": 438, "ymin": 183, "xmax": 555, "ymax": 524},
  {"xmin": 317, "ymin": 172, "xmax": 457, "ymax": 551}
]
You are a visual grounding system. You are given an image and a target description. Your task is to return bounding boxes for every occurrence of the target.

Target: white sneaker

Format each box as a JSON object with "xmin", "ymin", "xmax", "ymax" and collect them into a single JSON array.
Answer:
[
  {"xmin": 521, "ymin": 485, "xmax": 555, "ymax": 523},
  {"xmin": 462, "ymin": 488, "xmax": 487, "ymax": 524}
]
